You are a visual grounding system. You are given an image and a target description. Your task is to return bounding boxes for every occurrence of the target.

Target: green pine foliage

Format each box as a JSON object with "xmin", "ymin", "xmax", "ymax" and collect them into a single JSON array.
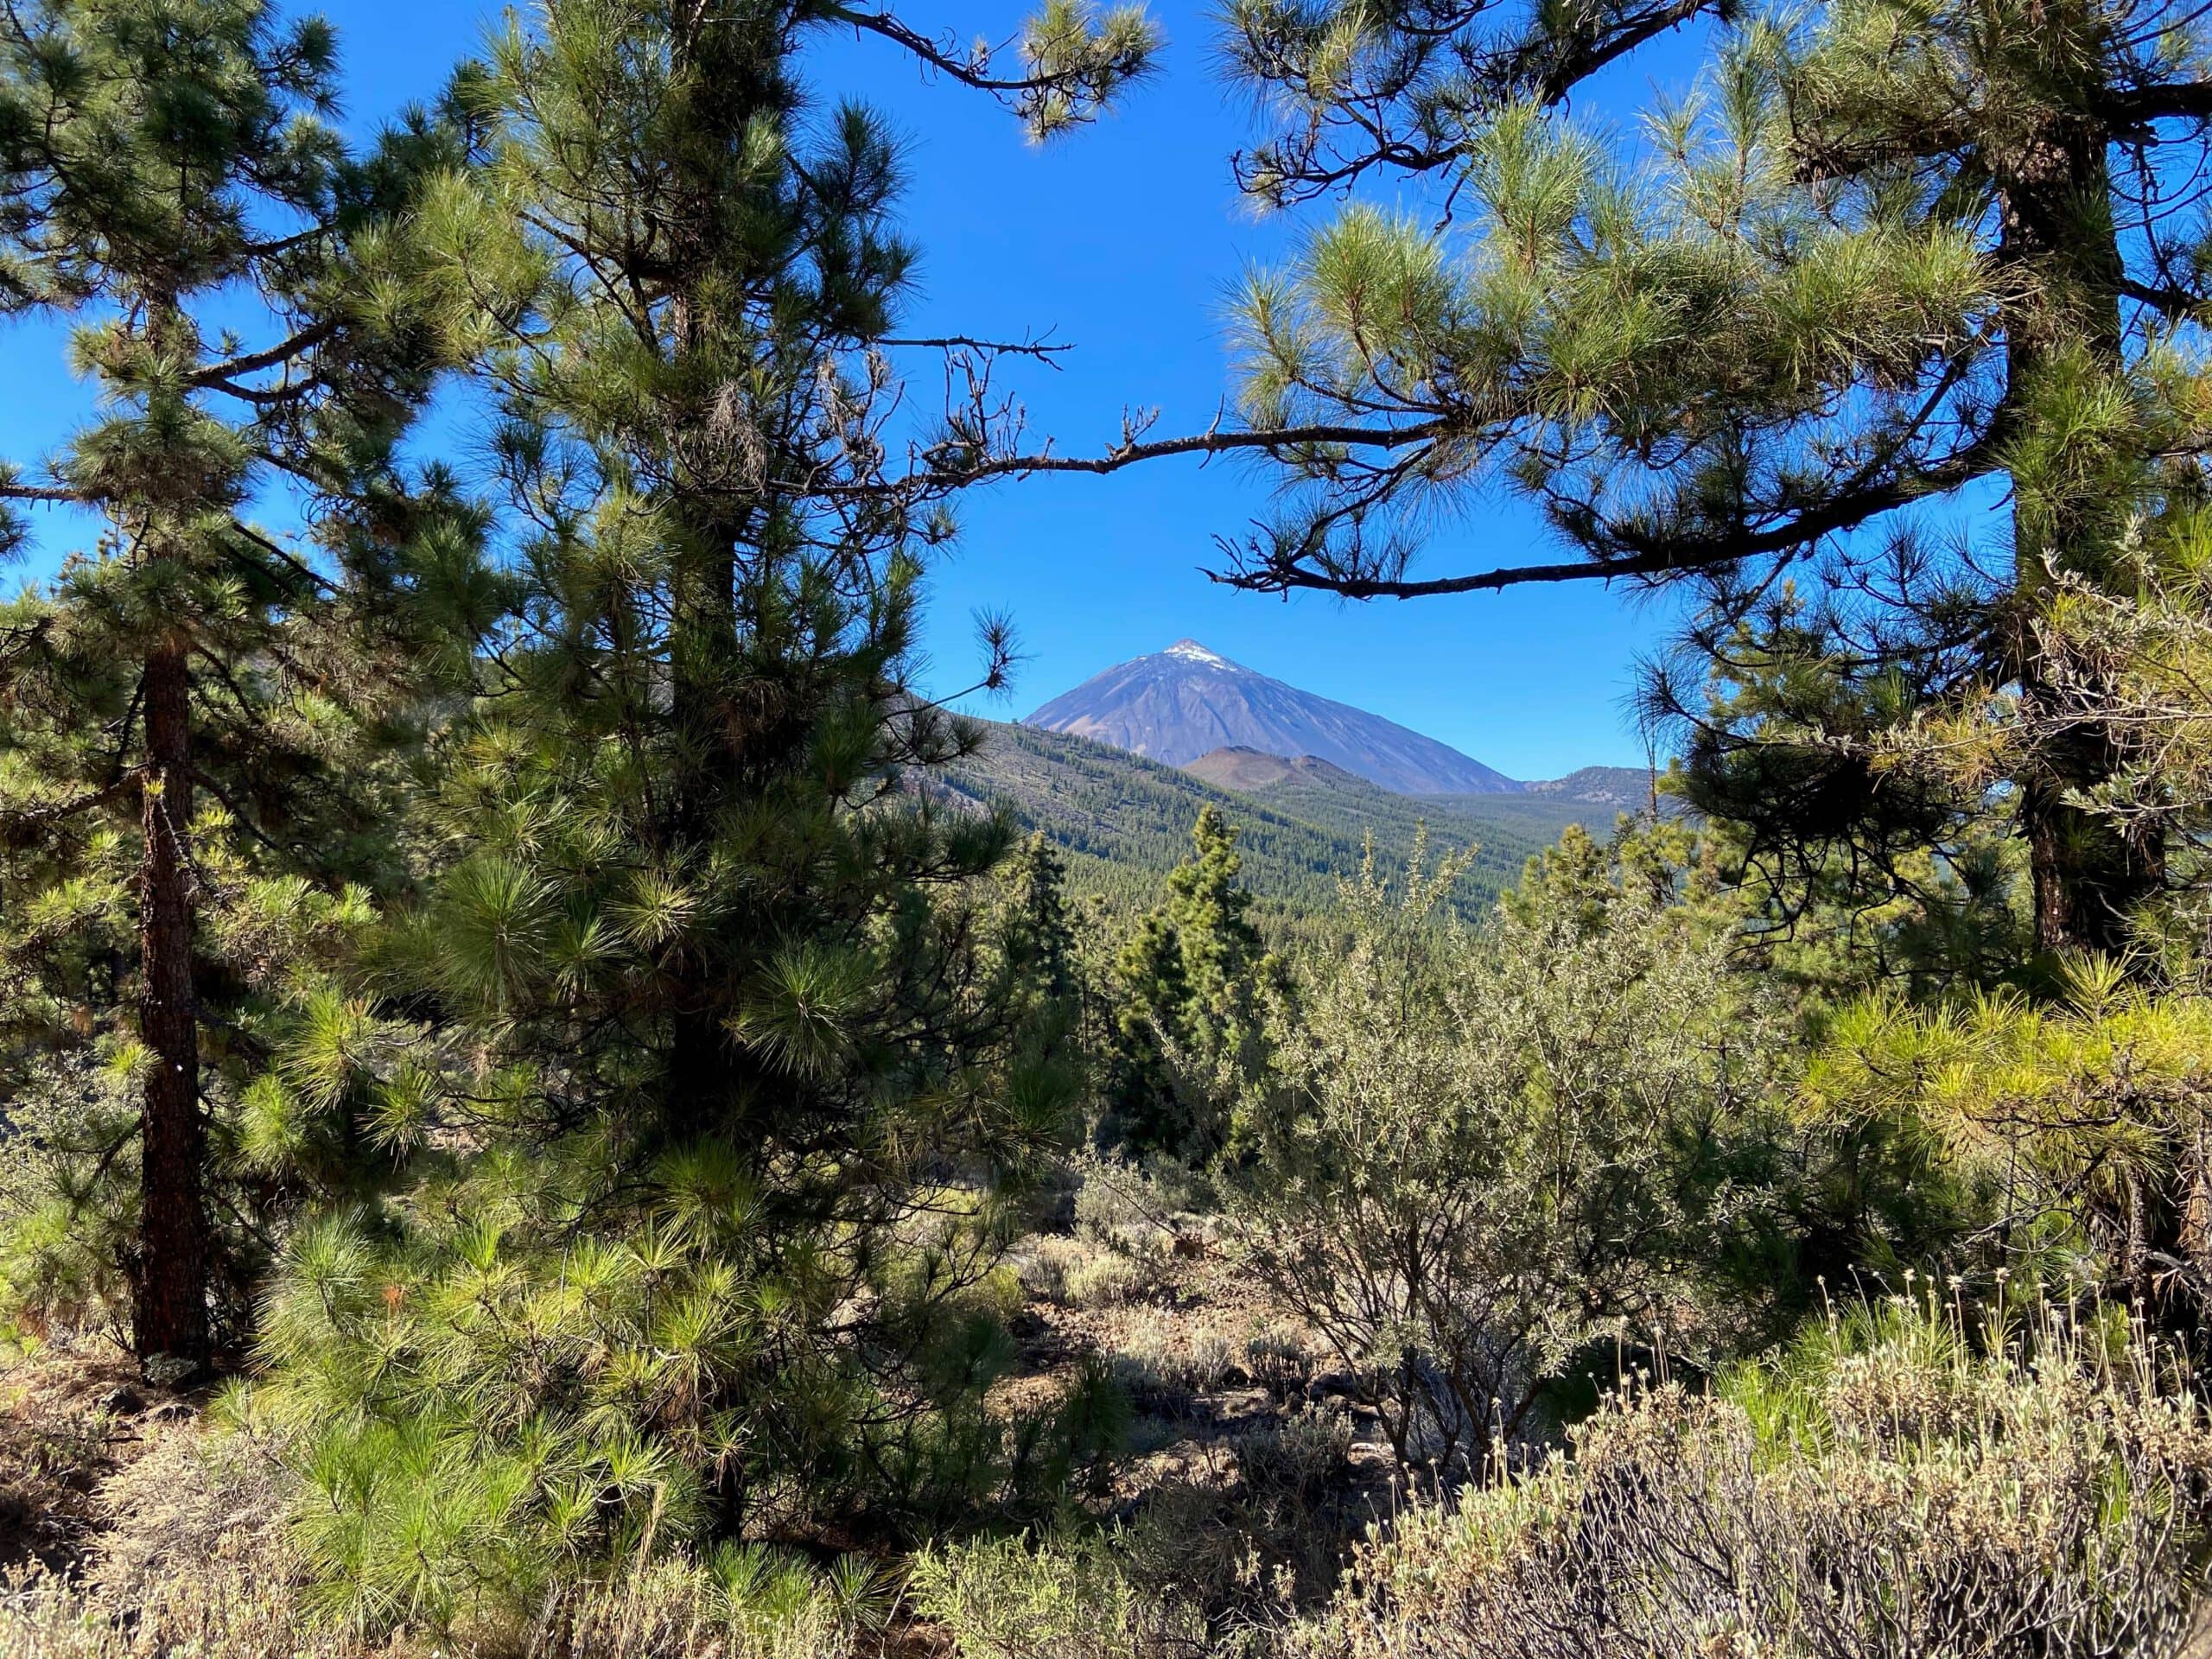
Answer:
[
  {"xmin": 1805, "ymin": 957, "xmax": 2212, "ymax": 1319},
  {"xmin": 1211, "ymin": 0, "xmax": 2212, "ymax": 965},
  {"xmin": 1104, "ymin": 805, "xmax": 1281, "ymax": 1154},
  {"xmin": 235, "ymin": 0, "xmax": 1159, "ymax": 1630},
  {"xmin": 0, "ymin": 0, "xmax": 482, "ymax": 1371}
]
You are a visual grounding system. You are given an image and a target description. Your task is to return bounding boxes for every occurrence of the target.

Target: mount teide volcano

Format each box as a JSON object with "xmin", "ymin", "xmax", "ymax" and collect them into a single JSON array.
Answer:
[{"xmin": 1024, "ymin": 640, "xmax": 1520, "ymax": 797}]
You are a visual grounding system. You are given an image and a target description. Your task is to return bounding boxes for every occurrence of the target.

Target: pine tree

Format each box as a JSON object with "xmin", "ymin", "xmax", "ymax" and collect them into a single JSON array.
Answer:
[
  {"xmin": 1001, "ymin": 830, "xmax": 1082, "ymax": 1012},
  {"xmin": 250, "ymin": 0, "xmax": 1159, "ymax": 1621},
  {"xmin": 0, "ymin": 0, "xmax": 477, "ymax": 1374},
  {"xmin": 1199, "ymin": 0, "xmax": 2212, "ymax": 961},
  {"xmin": 1108, "ymin": 805, "xmax": 1274, "ymax": 1152}
]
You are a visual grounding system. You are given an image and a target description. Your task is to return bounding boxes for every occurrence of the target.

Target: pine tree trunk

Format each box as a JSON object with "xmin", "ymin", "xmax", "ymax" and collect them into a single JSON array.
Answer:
[
  {"xmin": 135, "ymin": 638, "xmax": 211, "ymax": 1373},
  {"xmin": 1999, "ymin": 70, "xmax": 2164, "ymax": 957},
  {"xmin": 664, "ymin": 274, "xmax": 742, "ymax": 1119},
  {"xmin": 658, "ymin": 11, "xmax": 786, "ymax": 1128}
]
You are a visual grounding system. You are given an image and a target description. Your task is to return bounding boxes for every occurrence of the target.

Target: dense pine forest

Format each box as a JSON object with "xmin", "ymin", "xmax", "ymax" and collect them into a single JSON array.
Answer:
[{"xmin": 6, "ymin": 0, "xmax": 2212, "ymax": 1653}]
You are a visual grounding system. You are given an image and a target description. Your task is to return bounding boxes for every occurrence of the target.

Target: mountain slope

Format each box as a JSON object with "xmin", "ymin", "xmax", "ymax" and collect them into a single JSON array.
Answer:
[
  {"xmin": 937, "ymin": 721, "xmax": 1605, "ymax": 925},
  {"xmin": 1180, "ymin": 747, "xmax": 1374, "ymax": 793},
  {"xmin": 1026, "ymin": 640, "xmax": 1520, "ymax": 796},
  {"xmin": 1524, "ymin": 766, "xmax": 1670, "ymax": 809}
]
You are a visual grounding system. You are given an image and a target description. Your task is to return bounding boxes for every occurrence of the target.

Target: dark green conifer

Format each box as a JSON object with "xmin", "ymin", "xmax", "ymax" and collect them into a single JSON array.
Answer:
[
  {"xmin": 0, "ymin": 0, "xmax": 478, "ymax": 1374},
  {"xmin": 250, "ymin": 0, "xmax": 1158, "ymax": 1621},
  {"xmin": 1108, "ymin": 805, "xmax": 1274, "ymax": 1152}
]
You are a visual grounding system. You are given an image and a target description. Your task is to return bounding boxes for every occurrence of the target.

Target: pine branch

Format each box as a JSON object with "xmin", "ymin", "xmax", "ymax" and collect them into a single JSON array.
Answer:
[
  {"xmin": 2119, "ymin": 276, "xmax": 2210, "ymax": 317},
  {"xmin": 1222, "ymin": 436, "xmax": 2005, "ymax": 598},
  {"xmin": 826, "ymin": 5, "xmax": 1124, "ymax": 95},
  {"xmin": 879, "ymin": 334, "xmax": 1074, "ymax": 361},
  {"xmin": 938, "ymin": 414, "xmax": 1460, "ymax": 482},
  {"xmin": 0, "ymin": 480, "xmax": 91, "ymax": 504},
  {"xmin": 0, "ymin": 773, "xmax": 142, "ymax": 830},
  {"xmin": 2102, "ymin": 79, "xmax": 2212, "ymax": 126},
  {"xmin": 187, "ymin": 318, "xmax": 340, "ymax": 387}
]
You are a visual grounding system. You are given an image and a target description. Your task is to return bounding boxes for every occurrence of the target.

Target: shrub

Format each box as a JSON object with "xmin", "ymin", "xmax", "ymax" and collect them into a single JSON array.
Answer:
[
  {"xmin": 1233, "ymin": 839, "xmax": 1794, "ymax": 1471},
  {"xmin": 0, "ymin": 1548, "xmax": 867, "ymax": 1659},
  {"xmin": 1232, "ymin": 1408, "xmax": 1352, "ymax": 1508},
  {"xmin": 1242, "ymin": 1325, "xmax": 1322, "ymax": 1400},
  {"xmin": 1302, "ymin": 1296, "xmax": 2212, "ymax": 1659},
  {"xmin": 911, "ymin": 1533, "xmax": 1209, "ymax": 1659},
  {"xmin": 1068, "ymin": 1252, "xmax": 1164, "ymax": 1309},
  {"xmin": 1111, "ymin": 1315, "xmax": 1245, "ymax": 1404},
  {"xmin": 1100, "ymin": 1406, "xmax": 1361, "ymax": 1626},
  {"xmin": 1072, "ymin": 1154, "xmax": 1205, "ymax": 1254}
]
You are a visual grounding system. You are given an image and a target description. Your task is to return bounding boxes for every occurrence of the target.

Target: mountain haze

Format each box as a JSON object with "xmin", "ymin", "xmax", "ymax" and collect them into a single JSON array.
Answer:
[{"xmin": 1026, "ymin": 640, "xmax": 1520, "ymax": 796}]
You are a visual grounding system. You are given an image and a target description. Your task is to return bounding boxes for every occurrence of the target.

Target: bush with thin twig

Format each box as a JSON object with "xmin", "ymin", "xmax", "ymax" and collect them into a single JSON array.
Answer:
[{"xmin": 1301, "ymin": 1295, "xmax": 2212, "ymax": 1659}]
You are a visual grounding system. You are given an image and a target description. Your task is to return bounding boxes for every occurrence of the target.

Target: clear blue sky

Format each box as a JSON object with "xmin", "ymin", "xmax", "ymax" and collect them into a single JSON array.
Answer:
[{"xmin": 0, "ymin": 0, "xmax": 1718, "ymax": 778}]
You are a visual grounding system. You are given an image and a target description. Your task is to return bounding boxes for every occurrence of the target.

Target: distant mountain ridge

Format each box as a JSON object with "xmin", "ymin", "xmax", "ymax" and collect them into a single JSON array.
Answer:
[{"xmin": 1026, "ymin": 640, "xmax": 1522, "ymax": 797}]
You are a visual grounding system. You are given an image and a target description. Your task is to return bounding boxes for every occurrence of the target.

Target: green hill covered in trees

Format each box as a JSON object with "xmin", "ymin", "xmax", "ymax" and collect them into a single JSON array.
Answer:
[{"xmin": 935, "ymin": 721, "xmax": 1610, "ymax": 925}]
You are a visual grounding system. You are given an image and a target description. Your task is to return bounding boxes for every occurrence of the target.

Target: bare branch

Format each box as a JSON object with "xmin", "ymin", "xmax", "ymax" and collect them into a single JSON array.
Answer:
[{"xmin": 944, "ymin": 416, "xmax": 1458, "ymax": 482}]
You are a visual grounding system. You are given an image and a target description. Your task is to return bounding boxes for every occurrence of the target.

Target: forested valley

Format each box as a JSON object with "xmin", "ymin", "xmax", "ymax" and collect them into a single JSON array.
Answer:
[{"xmin": 6, "ymin": 0, "xmax": 2212, "ymax": 1653}]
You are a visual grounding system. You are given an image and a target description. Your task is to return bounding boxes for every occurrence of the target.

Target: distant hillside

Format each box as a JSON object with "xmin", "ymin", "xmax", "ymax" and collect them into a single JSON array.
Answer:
[
  {"xmin": 1181, "ymin": 747, "xmax": 1372, "ymax": 793},
  {"xmin": 937, "ymin": 721, "xmax": 1605, "ymax": 926},
  {"xmin": 1525, "ymin": 766, "xmax": 1671, "ymax": 810},
  {"xmin": 1026, "ymin": 640, "xmax": 1521, "ymax": 796},
  {"xmin": 1195, "ymin": 747, "xmax": 1669, "ymax": 811}
]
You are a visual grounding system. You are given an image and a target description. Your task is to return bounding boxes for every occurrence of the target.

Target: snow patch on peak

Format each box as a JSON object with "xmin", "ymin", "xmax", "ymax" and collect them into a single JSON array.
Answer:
[{"xmin": 1163, "ymin": 639, "xmax": 1233, "ymax": 667}]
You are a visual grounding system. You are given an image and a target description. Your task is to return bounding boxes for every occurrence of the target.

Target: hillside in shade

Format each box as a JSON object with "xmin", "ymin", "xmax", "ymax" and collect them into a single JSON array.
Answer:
[
  {"xmin": 1191, "ymin": 747, "xmax": 1669, "ymax": 810},
  {"xmin": 1025, "ymin": 640, "xmax": 1522, "ymax": 796}
]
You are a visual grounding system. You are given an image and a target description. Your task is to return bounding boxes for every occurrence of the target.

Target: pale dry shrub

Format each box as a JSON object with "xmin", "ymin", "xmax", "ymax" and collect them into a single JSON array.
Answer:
[
  {"xmin": 1231, "ymin": 1408, "xmax": 1352, "ymax": 1508},
  {"xmin": 1015, "ymin": 1236, "xmax": 1086, "ymax": 1304},
  {"xmin": 0, "ymin": 1559, "xmax": 387, "ymax": 1659},
  {"xmin": 1066, "ymin": 1251, "xmax": 1161, "ymax": 1309},
  {"xmin": 1241, "ymin": 1327, "xmax": 1321, "ymax": 1401},
  {"xmin": 86, "ymin": 1406, "xmax": 294, "ymax": 1605},
  {"xmin": 1110, "ymin": 1314, "xmax": 1244, "ymax": 1414},
  {"xmin": 1118, "ymin": 1408, "xmax": 1362, "ymax": 1620},
  {"xmin": 532, "ymin": 1552, "xmax": 866, "ymax": 1659},
  {"xmin": 1071, "ymin": 1156, "xmax": 1201, "ymax": 1256},
  {"xmin": 0, "ymin": 1548, "xmax": 865, "ymax": 1659},
  {"xmin": 910, "ymin": 1533, "xmax": 1208, "ymax": 1659},
  {"xmin": 1301, "ymin": 1299, "xmax": 2212, "ymax": 1659}
]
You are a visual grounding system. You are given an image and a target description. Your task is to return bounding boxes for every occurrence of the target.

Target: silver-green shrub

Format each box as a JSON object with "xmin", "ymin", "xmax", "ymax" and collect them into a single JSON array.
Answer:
[{"xmin": 1231, "ymin": 836, "xmax": 1792, "ymax": 1471}]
